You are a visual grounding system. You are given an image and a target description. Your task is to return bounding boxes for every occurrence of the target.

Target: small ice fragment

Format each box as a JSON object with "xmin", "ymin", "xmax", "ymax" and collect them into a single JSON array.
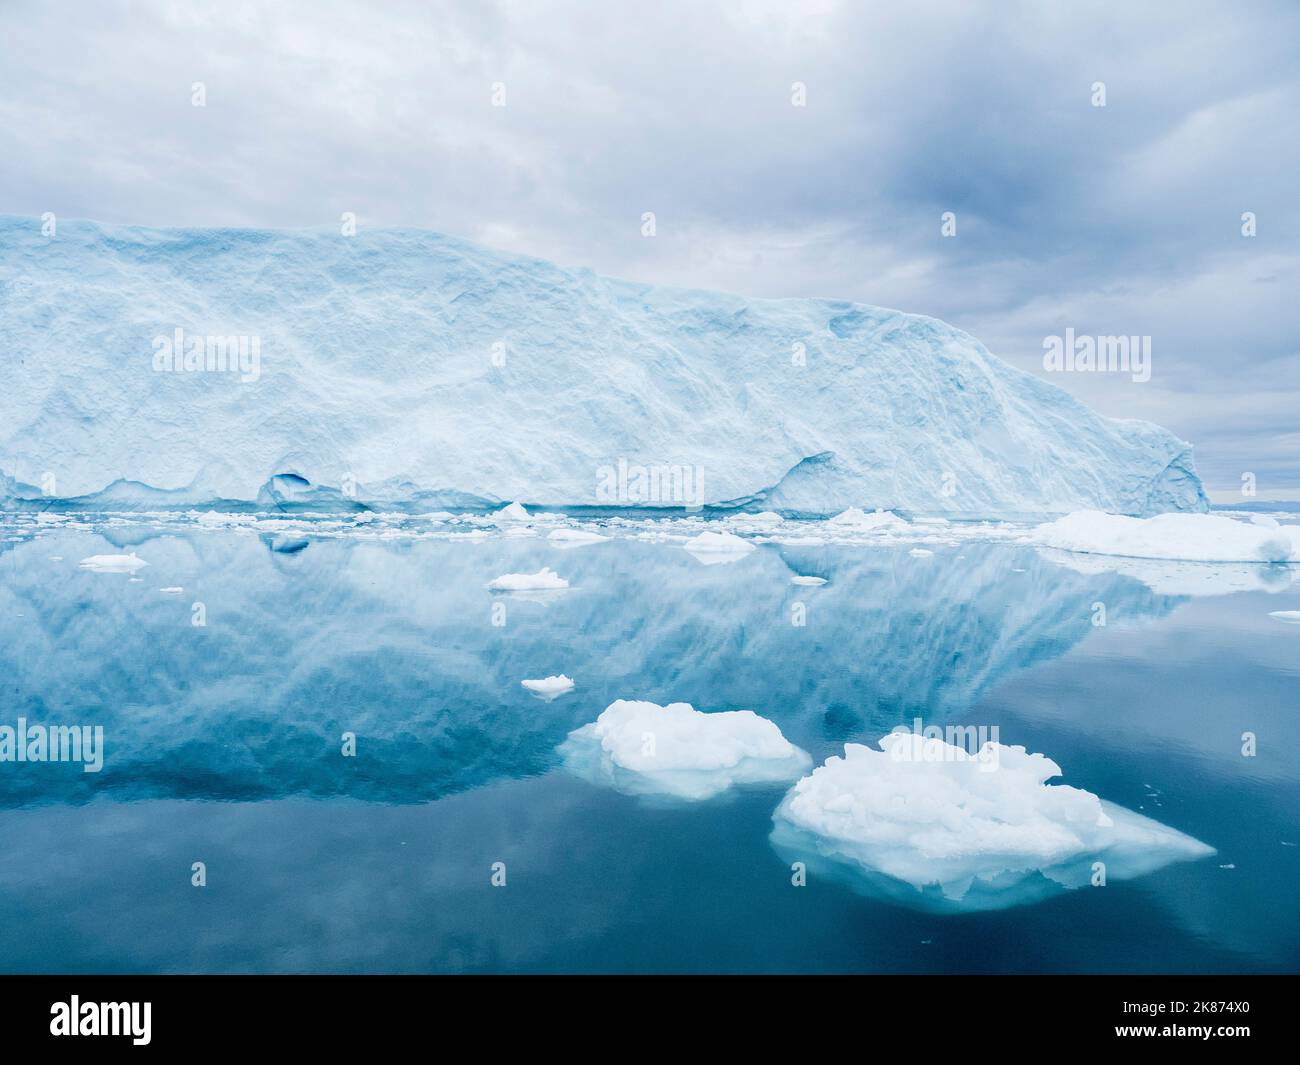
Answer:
[
  {"xmin": 910, "ymin": 548, "xmax": 934, "ymax": 558},
  {"xmin": 521, "ymin": 675, "xmax": 576, "ymax": 701},
  {"xmin": 548, "ymin": 528, "xmax": 610, "ymax": 548},
  {"xmin": 828, "ymin": 507, "xmax": 908, "ymax": 532},
  {"xmin": 487, "ymin": 567, "xmax": 569, "ymax": 591},
  {"xmin": 160, "ymin": 587, "xmax": 184, "ymax": 594},
  {"xmin": 791, "ymin": 575, "xmax": 827, "ymax": 586},
  {"xmin": 683, "ymin": 530, "xmax": 754, "ymax": 563},
  {"xmin": 1268, "ymin": 610, "xmax": 1300, "ymax": 624},
  {"xmin": 493, "ymin": 501, "xmax": 531, "ymax": 522},
  {"xmin": 561, "ymin": 699, "xmax": 811, "ymax": 800},
  {"xmin": 79, "ymin": 552, "xmax": 148, "ymax": 573}
]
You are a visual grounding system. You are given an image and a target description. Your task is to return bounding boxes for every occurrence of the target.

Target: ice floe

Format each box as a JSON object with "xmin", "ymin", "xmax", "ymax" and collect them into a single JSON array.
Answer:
[
  {"xmin": 828, "ymin": 507, "xmax": 910, "ymax": 533},
  {"xmin": 1268, "ymin": 610, "xmax": 1300, "ymax": 624},
  {"xmin": 78, "ymin": 552, "xmax": 148, "ymax": 573},
  {"xmin": 1032, "ymin": 510, "xmax": 1298, "ymax": 563},
  {"xmin": 521, "ymin": 675, "xmax": 576, "ymax": 700},
  {"xmin": 771, "ymin": 731, "xmax": 1214, "ymax": 912},
  {"xmin": 682, "ymin": 530, "xmax": 756, "ymax": 564},
  {"xmin": 548, "ymin": 528, "xmax": 610, "ymax": 548},
  {"xmin": 561, "ymin": 699, "xmax": 811, "ymax": 800},
  {"xmin": 487, "ymin": 567, "xmax": 569, "ymax": 591},
  {"xmin": 791, "ymin": 575, "xmax": 828, "ymax": 586}
]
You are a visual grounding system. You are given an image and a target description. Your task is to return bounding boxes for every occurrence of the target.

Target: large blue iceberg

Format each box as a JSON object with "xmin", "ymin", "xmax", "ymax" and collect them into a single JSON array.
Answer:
[{"xmin": 0, "ymin": 216, "xmax": 1207, "ymax": 516}]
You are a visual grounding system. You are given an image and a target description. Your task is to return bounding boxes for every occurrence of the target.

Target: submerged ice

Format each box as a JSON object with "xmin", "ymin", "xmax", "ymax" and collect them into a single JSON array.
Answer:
[
  {"xmin": 771, "ymin": 731, "xmax": 1214, "ymax": 912},
  {"xmin": 0, "ymin": 216, "xmax": 1207, "ymax": 517}
]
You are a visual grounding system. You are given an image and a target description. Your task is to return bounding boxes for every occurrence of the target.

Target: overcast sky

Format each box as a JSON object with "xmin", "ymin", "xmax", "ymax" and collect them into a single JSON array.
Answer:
[{"xmin": 2, "ymin": 0, "xmax": 1296, "ymax": 498}]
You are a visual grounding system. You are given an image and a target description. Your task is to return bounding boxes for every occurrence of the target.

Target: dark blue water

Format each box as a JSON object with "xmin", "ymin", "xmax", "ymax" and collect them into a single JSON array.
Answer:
[{"xmin": 0, "ymin": 526, "xmax": 1296, "ymax": 972}]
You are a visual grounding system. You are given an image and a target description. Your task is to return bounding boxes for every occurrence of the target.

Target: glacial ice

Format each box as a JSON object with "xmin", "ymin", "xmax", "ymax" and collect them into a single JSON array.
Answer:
[
  {"xmin": 520, "ymin": 675, "xmax": 575, "ymax": 700},
  {"xmin": 682, "ymin": 530, "xmax": 756, "ymax": 562},
  {"xmin": 487, "ymin": 567, "xmax": 569, "ymax": 591},
  {"xmin": 492, "ymin": 502, "xmax": 532, "ymax": 523},
  {"xmin": 561, "ymin": 699, "xmax": 812, "ymax": 801},
  {"xmin": 772, "ymin": 732, "xmax": 1215, "ymax": 912},
  {"xmin": 78, "ymin": 552, "xmax": 148, "ymax": 573},
  {"xmin": 547, "ymin": 528, "xmax": 610, "ymax": 547},
  {"xmin": 0, "ymin": 216, "xmax": 1208, "ymax": 517},
  {"xmin": 828, "ymin": 507, "xmax": 910, "ymax": 532},
  {"xmin": 1033, "ymin": 510, "xmax": 1299, "ymax": 563}
]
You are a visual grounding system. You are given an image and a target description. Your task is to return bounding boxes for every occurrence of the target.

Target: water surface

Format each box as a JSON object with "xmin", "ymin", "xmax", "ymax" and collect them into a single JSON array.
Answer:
[{"xmin": 0, "ymin": 524, "xmax": 1295, "ymax": 972}]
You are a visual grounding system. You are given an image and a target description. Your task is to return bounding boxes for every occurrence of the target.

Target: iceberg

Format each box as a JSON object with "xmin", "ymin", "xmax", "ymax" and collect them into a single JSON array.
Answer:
[
  {"xmin": 561, "ymin": 699, "xmax": 812, "ymax": 801},
  {"xmin": 772, "ymin": 731, "xmax": 1214, "ymax": 912},
  {"xmin": 491, "ymin": 502, "xmax": 531, "ymax": 523},
  {"xmin": 1032, "ymin": 510, "xmax": 1299, "ymax": 563},
  {"xmin": 827, "ymin": 507, "xmax": 910, "ymax": 532},
  {"xmin": 0, "ymin": 216, "xmax": 1207, "ymax": 518}
]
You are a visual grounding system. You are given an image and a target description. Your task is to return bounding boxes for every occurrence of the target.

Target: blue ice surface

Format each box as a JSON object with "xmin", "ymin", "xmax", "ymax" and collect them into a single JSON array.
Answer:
[
  {"xmin": 0, "ymin": 214, "xmax": 1207, "ymax": 518},
  {"xmin": 0, "ymin": 526, "xmax": 1294, "ymax": 973}
]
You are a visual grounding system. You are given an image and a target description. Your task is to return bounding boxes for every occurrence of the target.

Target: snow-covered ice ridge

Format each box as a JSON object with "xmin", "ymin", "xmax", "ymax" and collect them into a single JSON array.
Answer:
[{"xmin": 1, "ymin": 216, "xmax": 1207, "ymax": 517}]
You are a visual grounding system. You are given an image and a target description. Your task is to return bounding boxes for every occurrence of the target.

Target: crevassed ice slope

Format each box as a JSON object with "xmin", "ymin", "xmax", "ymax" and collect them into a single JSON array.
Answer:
[{"xmin": 0, "ymin": 216, "xmax": 1208, "ymax": 517}]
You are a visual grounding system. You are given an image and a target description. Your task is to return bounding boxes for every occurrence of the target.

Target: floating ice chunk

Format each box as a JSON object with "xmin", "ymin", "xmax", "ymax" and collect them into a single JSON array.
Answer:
[
  {"xmin": 561, "ymin": 699, "xmax": 811, "ymax": 800},
  {"xmin": 683, "ymin": 530, "xmax": 755, "ymax": 564},
  {"xmin": 791, "ymin": 575, "xmax": 828, "ymax": 586},
  {"xmin": 729, "ymin": 511, "xmax": 784, "ymax": 528},
  {"xmin": 771, "ymin": 731, "xmax": 1214, "ymax": 912},
  {"xmin": 487, "ymin": 567, "xmax": 568, "ymax": 591},
  {"xmin": 1032, "ymin": 510, "xmax": 1297, "ymax": 563},
  {"xmin": 521, "ymin": 674, "xmax": 576, "ymax": 700},
  {"xmin": 909, "ymin": 548, "xmax": 934, "ymax": 557},
  {"xmin": 193, "ymin": 510, "xmax": 257, "ymax": 527},
  {"xmin": 1268, "ymin": 610, "xmax": 1300, "ymax": 624},
  {"xmin": 79, "ymin": 552, "xmax": 148, "ymax": 573},
  {"xmin": 159, "ymin": 587, "xmax": 184, "ymax": 594},
  {"xmin": 548, "ymin": 527, "xmax": 610, "ymax": 548},
  {"xmin": 827, "ymin": 507, "xmax": 909, "ymax": 532},
  {"xmin": 493, "ymin": 502, "xmax": 531, "ymax": 523}
]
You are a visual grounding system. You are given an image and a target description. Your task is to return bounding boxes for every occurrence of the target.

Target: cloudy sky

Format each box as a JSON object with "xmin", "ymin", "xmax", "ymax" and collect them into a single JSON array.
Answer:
[{"xmin": 2, "ymin": 0, "xmax": 1296, "ymax": 498}]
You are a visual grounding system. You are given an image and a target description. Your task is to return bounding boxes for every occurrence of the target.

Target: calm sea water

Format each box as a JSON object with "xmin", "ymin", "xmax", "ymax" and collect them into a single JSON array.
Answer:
[{"xmin": 0, "ymin": 525, "xmax": 1296, "ymax": 973}]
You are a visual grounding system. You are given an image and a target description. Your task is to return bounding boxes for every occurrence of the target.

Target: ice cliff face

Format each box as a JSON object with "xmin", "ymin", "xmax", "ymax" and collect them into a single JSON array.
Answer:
[{"xmin": 0, "ymin": 216, "xmax": 1207, "ymax": 516}]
